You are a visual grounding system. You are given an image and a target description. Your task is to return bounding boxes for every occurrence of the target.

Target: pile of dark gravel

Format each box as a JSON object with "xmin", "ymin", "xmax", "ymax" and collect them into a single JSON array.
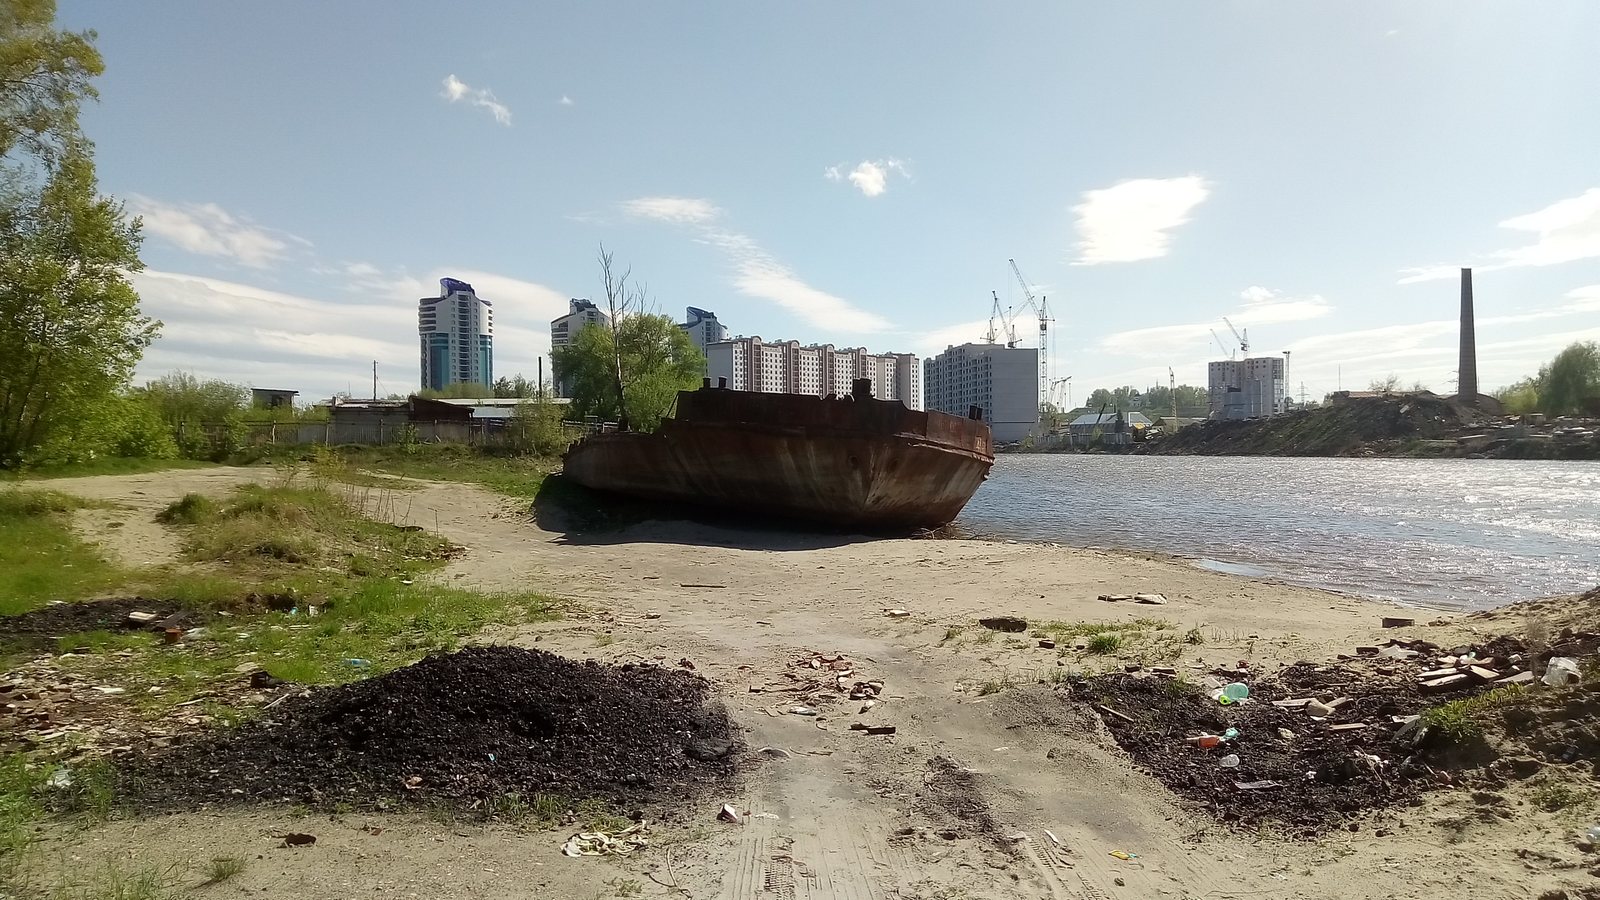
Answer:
[{"xmin": 122, "ymin": 646, "xmax": 738, "ymax": 809}]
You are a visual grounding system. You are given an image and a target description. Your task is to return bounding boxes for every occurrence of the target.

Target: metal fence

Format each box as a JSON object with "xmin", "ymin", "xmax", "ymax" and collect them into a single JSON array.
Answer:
[{"xmin": 181, "ymin": 420, "xmax": 589, "ymax": 448}]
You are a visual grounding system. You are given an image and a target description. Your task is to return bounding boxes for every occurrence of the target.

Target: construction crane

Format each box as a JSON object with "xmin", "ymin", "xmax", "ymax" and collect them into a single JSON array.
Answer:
[
  {"xmin": 1222, "ymin": 316, "xmax": 1249, "ymax": 356},
  {"xmin": 1008, "ymin": 258, "xmax": 1053, "ymax": 407},
  {"xmin": 986, "ymin": 291, "xmax": 1019, "ymax": 347},
  {"xmin": 1049, "ymin": 376, "xmax": 1073, "ymax": 410},
  {"xmin": 1210, "ymin": 328, "xmax": 1235, "ymax": 359}
]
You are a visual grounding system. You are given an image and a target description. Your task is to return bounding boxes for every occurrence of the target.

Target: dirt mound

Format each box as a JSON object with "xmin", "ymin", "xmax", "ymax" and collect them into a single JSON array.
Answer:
[
  {"xmin": 121, "ymin": 646, "xmax": 739, "ymax": 810},
  {"xmin": 1076, "ymin": 631, "xmax": 1600, "ymax": 833},
  {"xmin": 0, "ymin": 598, "xmax": 199, "ymax": 649},
  {"xmin": 1148, "ymin": 394, "xmax": 1467, "ymax": 456}
]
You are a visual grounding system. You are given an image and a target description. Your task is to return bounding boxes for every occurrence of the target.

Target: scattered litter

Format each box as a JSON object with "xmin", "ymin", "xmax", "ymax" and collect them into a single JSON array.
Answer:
[
  {"xmin": 281, "ymin": 833, "xmax": 316, "ymax": 847},
  {"xmin": 884, "ymin": 609, "xmax": 910, "ymax": 618},
  {"xmin": 1219, "ymin": 754, "xmax": 1240, "ymax": 768},
  {"xmin": 1038, "ymin": 638, "xmax": 1056, "ymax": 649},
  {"xmin": 1234, "ymin": 780, "xmax": 1284, "ymax": 790},
  {"xmin": 1277, "ymin": 728, "xmax": 1296, "ymax": 740},
  {"xmin": 756, "ymin": 747, "xmax": 792, "ymax": 759},
  {"xmin": 678, "ymin": 658, "xmax": 695, "ymax": 670},
  {"xmin": 45, "ymin": 769, "xmax": 73, "ymax": 789},
  {"xmin": 717, "ymin": 803, "xmax": 741, "ymax": 824},
  {"xmin": 1188, "ymin": 734, "xmax": 1222, "ymax": 749},
  {"xmin": 1134, "ymin": 593, "xmax": 1168, "ymax": 605},
  {"xmin": 562, "ymin": 826, "xmax": 648, "ymax": 856},
  {"xmin": 1093, "ymin": 704, "xmax": 1136, "ymax": 724},
  {"xmin": 1542, "ymin": 657, "xmax": 1580, "ymax": 687},
  {"xmin": 1381, "ymin": 617, "xmax": 1415, "ymax": 629},
  {"xmin": 1109, "ymin": 850, "xmax": 1137, "ymax": 861},
  {"xmin": 343, "ymin": 658, "xmax": 370, "ymax": 668},
  {"xmin": 788, "ymin": 706, "xmax": 819, "ymax": 717}
]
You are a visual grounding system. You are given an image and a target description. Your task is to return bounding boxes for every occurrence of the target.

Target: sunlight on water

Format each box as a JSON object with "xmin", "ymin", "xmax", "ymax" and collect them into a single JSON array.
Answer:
[{"xmin": 959, "ymin": 455, "xmax": 1600, "ymax": 611}]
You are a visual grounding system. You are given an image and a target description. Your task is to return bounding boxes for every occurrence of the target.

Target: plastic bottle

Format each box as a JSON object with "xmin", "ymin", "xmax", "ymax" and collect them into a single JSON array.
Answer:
[
  {"xmin": 1189, "ymin": 734, "xmax": 1222, "ymax": 749},
  {"xmin": 1221, "ymin": 683, "xmax": 1250, "ymax": 703},
  {"xmin": 1222, "ymin": 727, "xmax": 1240, "ymax": 742},
  {"xmin": 344, "ymin": 658, "xmax": 371, "ymax": 668},
  {"xmin": 1219, "ymin": 754, "xmax": 1240, "ymax": 768}
]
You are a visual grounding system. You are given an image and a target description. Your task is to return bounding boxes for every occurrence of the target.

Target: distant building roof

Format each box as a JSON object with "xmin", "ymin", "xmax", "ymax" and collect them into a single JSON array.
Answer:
[{"xmin": 424, "ymin": 397, "xmax": 571, "ymax": 407}]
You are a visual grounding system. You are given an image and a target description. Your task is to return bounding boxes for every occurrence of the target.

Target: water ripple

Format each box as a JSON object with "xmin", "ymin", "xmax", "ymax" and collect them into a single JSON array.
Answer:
[{"xmin": 958, "ymin": 455, "xmax": 1600, "ymax": 611}]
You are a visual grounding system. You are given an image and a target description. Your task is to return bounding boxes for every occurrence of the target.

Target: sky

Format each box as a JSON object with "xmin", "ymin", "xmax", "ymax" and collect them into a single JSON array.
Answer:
[{"xmin": 59, "ymin": 0, "xmax": 1600, "ymax": 404}]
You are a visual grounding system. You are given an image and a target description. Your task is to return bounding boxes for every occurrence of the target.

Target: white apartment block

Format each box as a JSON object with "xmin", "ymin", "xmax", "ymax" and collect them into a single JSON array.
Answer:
[
  {"xmin": 549, "ymin": 298, "xmax": 611, "ymax": 397},
  {"xmin": 705, "ymin": 337, "xmax": 922, "ymax": 409},
  {"xmin": 923, "ymin": 343, "xmax": 1038, "ymax": 442},
  {"xmin": 679, "ymin": 307, "xmax": 727, "ymax": 354},
  {"xmin": 1208, "ymin": 356, "xmax": 1285, "ymax": 419},
  {"xmin": 418, "ymin": 277, "xmax": 493, "ymax": 391}
]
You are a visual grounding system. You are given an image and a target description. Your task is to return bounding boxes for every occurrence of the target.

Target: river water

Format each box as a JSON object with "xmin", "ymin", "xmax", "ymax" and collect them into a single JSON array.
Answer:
[{"xmin": 957, "ymin": 455, "xmax": 1600, "ymax": 611}]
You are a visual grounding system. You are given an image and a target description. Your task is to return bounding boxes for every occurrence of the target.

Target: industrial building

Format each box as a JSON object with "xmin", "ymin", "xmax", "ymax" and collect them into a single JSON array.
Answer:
[
  {"xmin": 705, "ymin": 337, "xmax": 921, "ymax": 408},
  {"xmin": 548, "ymin": 298, "xmax": 611, "ymax": 397},
  {"xmin": 1207, "ymin": 356, "xmax": 1284, "ymax": 419},
  {"xmin": 923, "ymin": 343, "xmax": 1039, "ymax": 442},
  {"xmin": 418, "ymin": 277, "xmax": 492, "ymax": 391}
]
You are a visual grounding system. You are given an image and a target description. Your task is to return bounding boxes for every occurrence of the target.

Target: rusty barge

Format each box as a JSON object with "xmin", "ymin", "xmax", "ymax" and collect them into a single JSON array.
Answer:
[{"xmin": 562, "ymin": 380, "xmax": 994, "ymax": 530}]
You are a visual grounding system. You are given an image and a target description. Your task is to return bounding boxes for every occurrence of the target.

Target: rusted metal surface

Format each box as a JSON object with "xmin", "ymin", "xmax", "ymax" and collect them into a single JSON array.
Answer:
[{"xmin": 563, "ymin": 387, "xmax": 994, "ymax": 530}]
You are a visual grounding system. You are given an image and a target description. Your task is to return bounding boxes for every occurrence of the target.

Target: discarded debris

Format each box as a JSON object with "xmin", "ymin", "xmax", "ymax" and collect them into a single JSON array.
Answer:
[
  {"xmin": 562, "ymin": 826, "xmax": 648, "ymax": 856},
  {"xmin": 717, "ymin": 803, "xmax": 742, "ymax": 824},
  {"xmin": 281, "ymin": 833, "xmax": 316, "ymax": 847},
  {"xmin": 1542, "ymin": 657, "xmax": 1580, "ymax": 686},
  {"xmin": 884, "ymin": 609, "xmax": 911, "ymax": 618},
  {"xmin": 1381, "ymin": 617, "xmax": 1415, "ymax": 629},
  {"xmin": 1134, "ymin": 593, "xmax": 1168, "ymax": 605}
]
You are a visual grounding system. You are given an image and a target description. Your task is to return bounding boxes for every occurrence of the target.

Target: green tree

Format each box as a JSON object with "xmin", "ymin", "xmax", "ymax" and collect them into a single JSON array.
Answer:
[
  {"xmin": 134, "ymin": 371, "xmax": 248, "ymax": 425},
  {"xmin": 1, "ymin": 0, "xmax": 102, "ymax": 163},
  {"xmin": 552, "ymin": 313, "xmax": 704, "ymax": 431},
  {"xmin": 492, "ymin": 373, "xmax": 545, "ymax": 399},
  {"xmin": 0, "ymin": 3, "xmax": 154, "ymax": 465},
  {"xmin": 416, "ymin": 381, "xmax": 492, "ymax": 399},
  {"xmin": 1538, "ymin": 341, "xmax": 1600, "ymax": 415},
  {"xmin": 1495, "ymin": 377, "xmax": 1542, "ymax": 415}
]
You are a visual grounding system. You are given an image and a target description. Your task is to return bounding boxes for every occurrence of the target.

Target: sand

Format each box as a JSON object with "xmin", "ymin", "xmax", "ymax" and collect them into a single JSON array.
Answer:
[{"xmin": 15, "ymin": 465, "xmax": 1599, "ymax": 900}]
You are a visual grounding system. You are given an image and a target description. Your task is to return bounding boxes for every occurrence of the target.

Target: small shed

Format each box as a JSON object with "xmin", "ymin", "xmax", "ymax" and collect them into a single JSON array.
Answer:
[{"xmin": 251, "ymin": 388, "xmax": 299, "ymax": 410}]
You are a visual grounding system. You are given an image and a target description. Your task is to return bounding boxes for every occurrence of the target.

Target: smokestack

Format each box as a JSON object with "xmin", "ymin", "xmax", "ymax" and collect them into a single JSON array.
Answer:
[{"xmin": 1458, "ymin": 267, "xmax": 1478, "ymax": 403}]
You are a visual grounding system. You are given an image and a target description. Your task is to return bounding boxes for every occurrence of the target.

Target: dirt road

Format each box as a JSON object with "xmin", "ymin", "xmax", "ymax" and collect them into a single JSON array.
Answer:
[{"xmin": 28, "ymin": 466, "xmax": 1594, "ymax": 900}]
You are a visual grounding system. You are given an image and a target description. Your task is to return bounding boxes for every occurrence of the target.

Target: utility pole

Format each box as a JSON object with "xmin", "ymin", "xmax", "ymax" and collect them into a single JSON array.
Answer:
[{"xmin": 372, "ymin": 361, "xmax": 378, "ymax": 400}]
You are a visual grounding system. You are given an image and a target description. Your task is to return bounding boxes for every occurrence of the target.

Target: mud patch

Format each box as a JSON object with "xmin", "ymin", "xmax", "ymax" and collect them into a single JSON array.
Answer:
[
  {"xmin": 916, "ymin": 756, "xmax": 1000, "ymax": 839},
  {"xmin": 0, "ymin": 598, "xmax": 199, "ymax": 650},
  {"xmin": 120, "ymin": 645, "xmax": 739, "ymax": 811}
]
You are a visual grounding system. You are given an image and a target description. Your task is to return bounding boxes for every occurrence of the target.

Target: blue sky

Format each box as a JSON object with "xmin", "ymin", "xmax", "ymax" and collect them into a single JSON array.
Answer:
[{"xmin": 61, "ymin": 0, "xmax": 1600, "ymax": 403}]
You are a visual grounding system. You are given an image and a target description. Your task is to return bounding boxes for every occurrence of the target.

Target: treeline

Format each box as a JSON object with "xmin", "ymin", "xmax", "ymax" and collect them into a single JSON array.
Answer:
[
  {"xmin": 1496, "ymin": 342, "xmax": 1600, "ymax": 416},
  {"xmin": 1076, "ymin": 384, "xmax": 1212, "ymax": 418}
]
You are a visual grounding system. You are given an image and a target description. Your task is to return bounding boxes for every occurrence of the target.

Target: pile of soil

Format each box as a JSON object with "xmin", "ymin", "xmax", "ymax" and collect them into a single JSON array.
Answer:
[
  {"xmin": 1077, "ymin": 629, "xmax": 1600, "ymax": 833},
  {"xmin": 0, "ymin": 598, "xmax": 199, "ymax": 650},
  {"xmin": 121, "ymin": 646, "xmax": 739, "ymax": 809},
  {"xmin": 1147, "ymin": 393, "xmax": 1467, "ymax": 456}
]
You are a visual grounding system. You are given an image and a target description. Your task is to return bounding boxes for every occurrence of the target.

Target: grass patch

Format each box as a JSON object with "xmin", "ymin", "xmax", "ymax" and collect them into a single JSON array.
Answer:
[
  {"xmin": 1085, "ymin": 633, "xmax": 1123, "ymax": 654},
  {"xmin": 202, "ymin": 856, "xmax": 246, "ymax": 885},
  {"xmin": 155, "ymin": 493, "xmax": 216, "ymax": 525},
  {"xmin": 313, "ymin": 446, "xmax": 557, "ymax": 499},
  {"xmin": 1421, "ymin": 685, "xmax": 1527, "ymax": 743},
  {"xmin": 1529, "ymin": 781, "xmax": 1580, "ymax": 812},
  {"xmin": 939, "ymin": 625, "xmax": 964, "ymax": 645},
  {"xmin": 0, "ymin": 490, "xmax": 123, "ymax": 616},
  {"xmin": 56, "ymin": 629, "xmax": 156, "ymax": 656},
  {"xmin": 1183, "ymin": 627, "xmax": 1205, "ymax": 645},
  {"xmin": 3, "ymin": 457, "xmax": 213, "ymax": 481},
  {"xmin": 166, "ymin": 483, "xmax": 456, "ymax": 585},
  {"xmin": 43, "ymin": 859, "xmax": 186, "ymax": 900},
  {"xmin": 70, "ymin": 580, "xmax": 561, "ymax": 710}
]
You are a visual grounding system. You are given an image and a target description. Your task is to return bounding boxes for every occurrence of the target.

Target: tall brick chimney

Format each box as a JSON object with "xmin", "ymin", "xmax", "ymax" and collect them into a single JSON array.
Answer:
[{"xmin": 1458, "ymin": 267, "xmax": 1478, "ymax": 403}]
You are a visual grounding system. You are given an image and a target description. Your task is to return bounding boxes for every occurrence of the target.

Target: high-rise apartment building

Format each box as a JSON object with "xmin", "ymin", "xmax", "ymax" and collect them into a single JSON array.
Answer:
[
  {"xmin": 418, "ymin": 277, "xmax": 492, "ymax": 391},
  {"xmin": 704, "ymin": 337, "xmax": 921, "ymax": 409},
  {"xmin": 679, "ymin": 307, "xmax": 727, "ymax": 354},
  {"xmin": 549, "ymin": 298, "xmax": 611, "ymax": 397},
  {"xmin": 922, "ymin": 343, "xmax": 1038, "ymax": 442},
  {"xmin": 1207, "ymin": 356, "xmax": 1284, "ymax": 419}
]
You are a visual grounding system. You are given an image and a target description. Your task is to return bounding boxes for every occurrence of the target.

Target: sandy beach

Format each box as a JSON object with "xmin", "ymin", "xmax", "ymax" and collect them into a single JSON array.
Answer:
[{"xmin": 14, "ymin": 466, "xmax": 1600, "ymax": 900}]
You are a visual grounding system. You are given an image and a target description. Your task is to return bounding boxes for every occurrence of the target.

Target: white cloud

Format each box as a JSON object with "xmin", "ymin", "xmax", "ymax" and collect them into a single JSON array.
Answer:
[
  {"xmin": 623, "ymin": 196, "xmax": 891, "ymax": 332},
  {"xmin": 130, "ymin": 265, "xmax": 569, "ymax": 399},
  {"xmin": 441, "ymin": 74, "xmax": 512, "ymax": 126},
  {"xmin": 558, "ymin": 95, "xmax": 574, "ymax": 106},
  {"xmin": 1398, "ymin": 188, "xmax": 1600, "ymax": 282},
  {"xmin": 1071, "ymin": 175, "xmax": 1210, "ymax": 265},
  {"xmin": 824, "ymin": 159, "xmax": 910, "ymax": 198},
  {"xmin": 1098, "ymin": 285, "xmax": 1332, "ymax": 359},
  {"xmin": 128, "ymin": 195, "xmax": 309, "ymax": 268},
  {"xmin": 621, "ymin": 196, "xmax": 722, "ymax": 225}
]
